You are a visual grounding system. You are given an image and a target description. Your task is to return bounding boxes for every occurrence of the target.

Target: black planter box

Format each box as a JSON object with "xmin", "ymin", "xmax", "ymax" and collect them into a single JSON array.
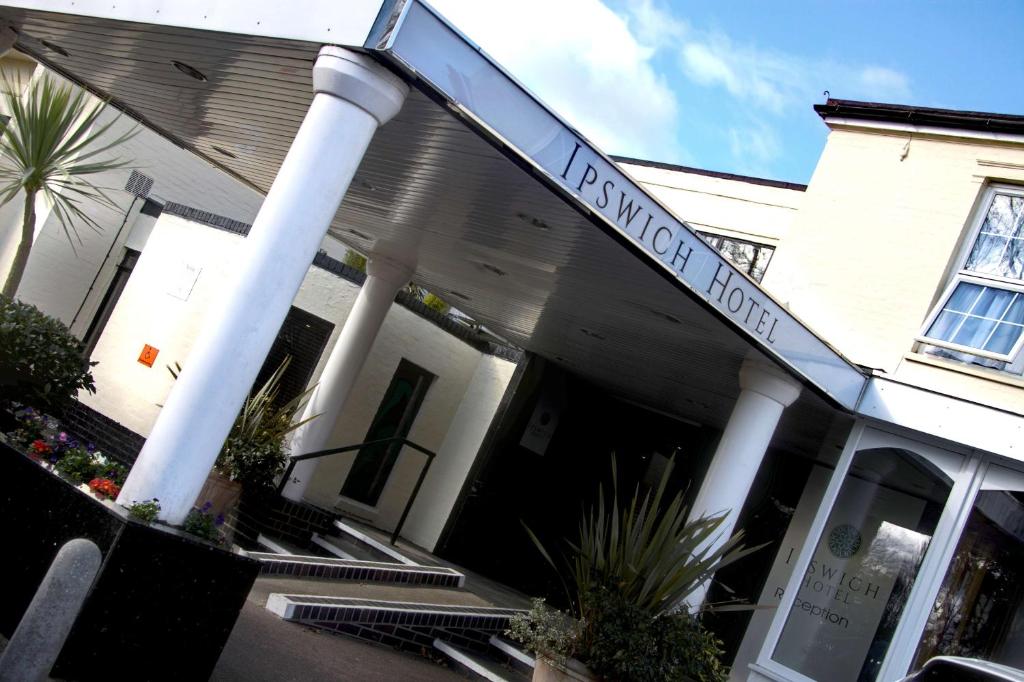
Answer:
[{"xmin": 0, "ymin": 440, "xmax": 260, "ymax": 680}]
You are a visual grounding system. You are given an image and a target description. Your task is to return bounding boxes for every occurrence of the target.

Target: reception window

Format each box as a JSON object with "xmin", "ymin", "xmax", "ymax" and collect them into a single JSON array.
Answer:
[
  {"xmin": 753, "ymin": 426, "xmax": 1024, "ymax": 682},
  {"xmin": 771, "ymin": 445, "xmax": 955, "ymax": 682},
  {"xmin": 919, "ymin": 185, "xmax": 1024, "ymax": 369}
]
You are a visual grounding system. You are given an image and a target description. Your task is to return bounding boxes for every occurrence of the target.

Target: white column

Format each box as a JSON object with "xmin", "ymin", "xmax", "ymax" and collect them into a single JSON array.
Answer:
[
  {"xmin": 117, "ymin": 47, "xmax": 408, "ymax": 524},
  {"xmin": 281, "ymin": 256, "xmax": 413, "ymax": 501},
  {"xmin": 686, "ymin": 357, "xmax": 802, "ymax": 609}
]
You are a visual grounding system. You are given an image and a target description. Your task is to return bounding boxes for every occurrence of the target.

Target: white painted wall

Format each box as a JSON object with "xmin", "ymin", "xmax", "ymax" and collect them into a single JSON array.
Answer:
[
  {"xmin": 400, "ymin": 353, "xmax": 517, "ymax": 550},
  {"xmin": 302, "ymin": 295, "xmax": 517, "ymax": 539},
  {"xmin": 0, "ymin": 56, "xmax": 264, "ymax": 332},
  {"xmin": 82, "ymin": 209, "xmax": 516, "ymax": 536},
  {"xmin": 619, "ymin": 161, "xmax": 804, "ymax": 249},
  {"xmin": 761, "ymin": 125, "xmax": 1024, "ymax": 416}
]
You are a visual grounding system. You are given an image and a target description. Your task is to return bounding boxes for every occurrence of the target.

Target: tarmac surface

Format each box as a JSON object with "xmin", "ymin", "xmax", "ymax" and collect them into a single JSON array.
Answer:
[{"xmin": 210, "ymin": 599, "xmax": 465, "ymax": 682}]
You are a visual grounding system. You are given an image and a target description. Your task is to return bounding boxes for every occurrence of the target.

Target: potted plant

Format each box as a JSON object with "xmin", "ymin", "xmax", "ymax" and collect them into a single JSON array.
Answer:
[
  {"xmin": 509, "ymin": 456, "xmax": 763, "ymax": 682},
  {"xmin": 185, "ymin": 356, "xmax": 317, "ymax": 531}
]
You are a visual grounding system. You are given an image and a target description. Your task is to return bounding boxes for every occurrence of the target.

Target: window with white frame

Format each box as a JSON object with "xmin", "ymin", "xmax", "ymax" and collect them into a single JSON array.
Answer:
[{"xmin": 919, "ymin": 185, "xmax": 1024, "ymax": 372}]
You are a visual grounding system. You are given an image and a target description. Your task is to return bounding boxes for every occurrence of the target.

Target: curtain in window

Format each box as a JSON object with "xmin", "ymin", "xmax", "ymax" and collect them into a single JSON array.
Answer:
[{"xmin": 965, "ymin": 193, "xmax": 1024, "ymax": 280}]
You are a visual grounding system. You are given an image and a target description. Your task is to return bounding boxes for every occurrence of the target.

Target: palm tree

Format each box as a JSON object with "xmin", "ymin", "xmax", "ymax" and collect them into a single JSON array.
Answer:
[{"xmin": 0, "ymin": 72, "xmax": 135, "ymax": 298}]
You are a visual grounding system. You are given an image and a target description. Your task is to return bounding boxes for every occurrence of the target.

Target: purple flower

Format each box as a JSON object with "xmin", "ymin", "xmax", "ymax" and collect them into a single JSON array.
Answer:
[
  {"xmin": 215, "ymin": 514, "xmax": 225, "ymax": 527},
  {"xmin": 201, "ymin": 501, "xmax": 213, "ymax": 512},
  {"xmin": 58, "ymin": 432, "xmax": 68, "ymax": 443}
]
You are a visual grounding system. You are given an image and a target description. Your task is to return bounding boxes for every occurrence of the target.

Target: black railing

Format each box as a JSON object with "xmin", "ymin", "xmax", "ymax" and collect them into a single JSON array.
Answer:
[{"xmin": 276, "ymin": 437, "xmax": 436, "ymax": 546}]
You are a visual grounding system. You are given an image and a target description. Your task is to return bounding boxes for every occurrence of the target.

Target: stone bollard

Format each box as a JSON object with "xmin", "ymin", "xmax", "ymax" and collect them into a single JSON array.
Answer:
[{"xmin": 0, "ymin": 538, "xmax": 101, "ymax": 682}]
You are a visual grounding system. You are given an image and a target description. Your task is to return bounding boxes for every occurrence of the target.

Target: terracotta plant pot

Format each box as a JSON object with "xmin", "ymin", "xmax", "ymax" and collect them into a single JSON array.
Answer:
[
  {"xmin": 196, "ymin": 470, "xmax": 242, "ymax": 519},
  {"xmin": 533, "ymin": 657, "xmax": 598, "ymax": 682}
]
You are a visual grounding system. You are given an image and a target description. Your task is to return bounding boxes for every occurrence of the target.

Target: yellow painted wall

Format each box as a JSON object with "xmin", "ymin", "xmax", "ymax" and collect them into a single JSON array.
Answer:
[{"xmin": 762, "ymin": 124, "xmax": 1024, "ymax": 414}]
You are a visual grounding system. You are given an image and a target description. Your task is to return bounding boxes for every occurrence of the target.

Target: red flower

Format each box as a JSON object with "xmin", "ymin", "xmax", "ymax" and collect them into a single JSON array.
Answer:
[
  {"xmin": 87, "ymin": 477, "xmax": 121, "ymax": 500},
  {"xmin": 31, "ymin": 439, "xmax": 51, "ymax": 455}
]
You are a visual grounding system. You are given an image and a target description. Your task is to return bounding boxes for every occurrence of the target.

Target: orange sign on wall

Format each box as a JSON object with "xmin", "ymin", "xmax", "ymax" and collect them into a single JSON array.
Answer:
[{"xmin": 138, "ymin": 344, "xmax": 159, "ymax": 367}]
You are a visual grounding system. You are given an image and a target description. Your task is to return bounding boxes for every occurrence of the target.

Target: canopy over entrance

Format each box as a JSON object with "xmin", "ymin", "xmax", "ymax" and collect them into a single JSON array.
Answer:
[{"xmin": 0, "ymin": 0, "xmax": 866, "ymax": 441}]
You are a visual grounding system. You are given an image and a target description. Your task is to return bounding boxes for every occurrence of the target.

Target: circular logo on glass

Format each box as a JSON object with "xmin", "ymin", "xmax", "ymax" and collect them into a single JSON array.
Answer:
[{"xmin": 827, "ymin": 524, "xmax": 862, "ymax": 559}]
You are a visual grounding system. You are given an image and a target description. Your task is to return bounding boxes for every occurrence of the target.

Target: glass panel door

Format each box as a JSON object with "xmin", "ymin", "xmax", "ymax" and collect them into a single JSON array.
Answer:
[
  {"xmin": 911, "ymin": 463, "xmax": 1024, "ymax": 670},
  {"xmin": 771, "ymin": 445, "xmax": 958, "ymax": 682}
]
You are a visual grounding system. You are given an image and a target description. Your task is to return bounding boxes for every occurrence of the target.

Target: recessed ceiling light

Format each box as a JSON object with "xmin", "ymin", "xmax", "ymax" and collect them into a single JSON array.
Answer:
[
  {"xmin": 448, "ymin": 290, "xmax": 471, "ymax": 301},
  {"xmin": 650, "ymin": 309, "xmax": 681, "ymax": 325},
  {"xmin": 347, "ymin": 228, "xmax": 371, "ymax": 240},
  {"xmin": 171, "ymin": 60, "xmax": 208, "ymax": 82},
  {"xmin": 516, "ymin": 212, "xmax": 550, "ymax": 230},
  {"xmin": 40, "ymin": 39, "xmax": 69, "ymax": 57},
  {"xmin": 478, "ymin": 262, "xmax": 506, "ymax": 277},
  {"xmin": 211, "ymin": 145, "xmax": 236, "ymax": 158},
  {"xmin": 579, "ymin": 328, "xmax": 606, "ymax": 340}
]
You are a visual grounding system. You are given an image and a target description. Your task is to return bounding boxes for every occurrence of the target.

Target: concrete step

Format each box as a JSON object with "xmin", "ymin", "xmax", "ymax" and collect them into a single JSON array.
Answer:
[
  {"xmin": 488, "ymin": 635, "xmax": 535, "ymax": 675},
  {"xmin": 310, "ymin": 532, "xmax": 358, "ymax": 560},
  {"xmin": 248, "ymin": 551, "xmax": 465, "ymax": 587},
  {"xmin": 266, "ymin": 594, "xmax": 525, "ymax": 655},
  {"xmin": 332, "ymin": 519, "xmax": 418, "ymax": 565},
  {"xmin": 433, "ymin": 638, "xmax": 531, "ymax": 682},
  {"xmin": 313, "ymin": 529, "xmax": 392, "ymax": 563}
]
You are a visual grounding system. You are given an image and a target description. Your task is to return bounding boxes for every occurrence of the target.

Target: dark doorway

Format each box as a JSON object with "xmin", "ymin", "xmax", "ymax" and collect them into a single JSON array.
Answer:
[
  {"xmin": 252, "ymin": 306, "xmax": 334, "ymax": 409},
  {"xmin": 82, "ymin": 248, "xmax": 141, "ymax": 358},
  {"xmin": 438, "ymin": 359, "xmax": 720, "ymax": 605},
  {"xmin": 341, "ymin": 359, "xmax": 435, "ymax": 506}
]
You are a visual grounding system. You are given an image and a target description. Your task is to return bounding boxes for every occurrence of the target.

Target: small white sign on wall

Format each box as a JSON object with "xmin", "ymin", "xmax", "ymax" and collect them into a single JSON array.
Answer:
[{"xmin": 167, "ymin": 260, "xmax": 201, "ymax": 301}]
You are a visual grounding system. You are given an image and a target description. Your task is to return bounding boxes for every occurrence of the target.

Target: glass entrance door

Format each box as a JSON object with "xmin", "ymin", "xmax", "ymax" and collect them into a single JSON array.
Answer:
[
  {"xmin": 910, "ymin": 463, "xmax": 1024, "ymax": 670},
  {"xmin": 770, "ymin": 439, "xmax": 960, "ymax": 682}
]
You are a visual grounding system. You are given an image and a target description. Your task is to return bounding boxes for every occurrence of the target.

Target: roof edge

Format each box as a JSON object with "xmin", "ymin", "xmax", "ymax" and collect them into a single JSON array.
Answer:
[
  {"xmin": 815, "ymin": 98, "xmax": 1024, "ymax": 136},
  {"xmin": 611, "ymin": 155, "xmax": 807, "ymax": 192}
]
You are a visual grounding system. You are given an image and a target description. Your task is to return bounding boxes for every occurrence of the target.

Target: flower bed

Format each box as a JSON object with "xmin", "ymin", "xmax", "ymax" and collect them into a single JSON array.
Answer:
[{"xmin": 0, "ymin": 438, "xmax": 259, "ymax": 680}]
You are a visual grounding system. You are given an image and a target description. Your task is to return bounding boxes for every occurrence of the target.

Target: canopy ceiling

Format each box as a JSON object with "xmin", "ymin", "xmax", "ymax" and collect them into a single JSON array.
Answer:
[{"xmin": 0, "ymin": 1, "xmax": 866, "ymax": 454}]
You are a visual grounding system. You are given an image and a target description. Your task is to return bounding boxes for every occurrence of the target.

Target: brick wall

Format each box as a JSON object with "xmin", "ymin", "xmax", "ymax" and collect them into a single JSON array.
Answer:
[{"xmin": 59, "ymin": 400, "xmax": 146, "ymax": 466}]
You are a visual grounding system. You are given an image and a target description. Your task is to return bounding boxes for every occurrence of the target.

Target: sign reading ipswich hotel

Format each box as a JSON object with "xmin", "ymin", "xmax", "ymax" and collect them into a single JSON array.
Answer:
[
  {"xmin": 557, "ymin": 142, "xmax": 782, "ymax": 344},
  {"xmin": 385, "ymin": 0, "xmax": 866, "ymax": 409}
]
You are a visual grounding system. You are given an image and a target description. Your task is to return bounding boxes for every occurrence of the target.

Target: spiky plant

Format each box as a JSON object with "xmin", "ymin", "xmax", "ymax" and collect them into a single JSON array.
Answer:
[
  {"xmin": 169, "ymin": 356, "xmax": 319, "ymax": 489},
  {"xmin": 526, "ymin": 455, "xmax": 765, "ymax": 618},
  {"xmin": 0, "ymin": 72, "xmax": 136, "ymax": 297}
]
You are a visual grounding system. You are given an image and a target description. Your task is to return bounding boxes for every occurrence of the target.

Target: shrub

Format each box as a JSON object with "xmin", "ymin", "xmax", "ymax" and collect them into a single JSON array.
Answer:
[
  {"xmin": 182, "ymin": 502, "xmax": 225, "ymax": 544},
  {"xmin": 54, "ymin": 447, "xmax": 99, "ymax": 484},
  {"xmin": 342, "ymin": 249, "xmax": 366, "ymax": 272},
  {"xmin": 127, "ymin": 499, "xmax": 161, "ymax": 523},
  {"xmin": 209, "ymin": 356, "xmax": 315, "ymax": 491},
  {"xmin": 580, "ymin": 585, "xmax": 727, "ymax": 682},
  {"xmin": 52, "ymin": 445, "xmax": 126, "ymax": 485},
  {"xmin": 507, "ymin": 598, "xmax": 581, "ymax": 666},
  {"xmin": 421, "ymin": 292, "xmax": 450, "ymax": 315},
  {"xmin": 0, "ymin": 297, "xmax": 95, "ymax": 412},
  {"xmin": 514, "ymin": 456, "xmax": 762, "ymax": 681}
]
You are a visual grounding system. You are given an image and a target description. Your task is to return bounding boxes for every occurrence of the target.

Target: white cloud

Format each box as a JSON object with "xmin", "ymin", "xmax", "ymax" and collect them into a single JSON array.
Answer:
[
  {"xmin": 674, "ymin": 30, "xmax": 913, "ymax": 113},
  {"xmin": 857, "ymin": 66, "xmax": 912, "ymax": 101},
  {"xmin": 619, "ymin": 0, "xmax": 687, "ymax": 50},
  {"xmin": 429, "ymin": 0, "xmax": 914, "ymax": 175},
  {"xmin": 728, "ymin": 124, "xmax": 781, "ymax": 165},
  {"xmin": 429, "ymin": 0, "xmax": 685, "ymax": 161}
]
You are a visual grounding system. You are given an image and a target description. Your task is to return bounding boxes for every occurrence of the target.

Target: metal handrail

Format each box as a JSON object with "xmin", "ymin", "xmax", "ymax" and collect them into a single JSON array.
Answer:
[{"xmin": 276, "ymin": 437, "xmax": 436, "ymax": 546}]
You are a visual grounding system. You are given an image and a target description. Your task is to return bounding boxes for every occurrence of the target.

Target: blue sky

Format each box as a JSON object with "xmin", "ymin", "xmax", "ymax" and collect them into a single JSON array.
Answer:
[{"xmin": 431, "ymin": 0, "xmax": 1024, "ymax": 184}]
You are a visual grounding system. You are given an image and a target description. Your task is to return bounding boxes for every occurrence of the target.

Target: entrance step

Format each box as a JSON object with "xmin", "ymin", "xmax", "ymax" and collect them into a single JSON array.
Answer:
[
  {"xmin": 488, "ymin": 635, "xmax": 535, "ymax": 675},
  {"xmin": 249, "ymin": 552, "xmax": 465, "ymax": 587},
  {"xmin": 266, "ymin": 594, "xmax": 525, "ymax": 655},
  {"xmin": 332, "ymin": 519, "xmax": 418, "ymax": 565},
  {"xmin": 433, "ymin": 638, "xmax": 531, "ymax": 682},
  {"xmin": 311, "ymin": 532, "xmax": 357, "ymax": 560}
]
